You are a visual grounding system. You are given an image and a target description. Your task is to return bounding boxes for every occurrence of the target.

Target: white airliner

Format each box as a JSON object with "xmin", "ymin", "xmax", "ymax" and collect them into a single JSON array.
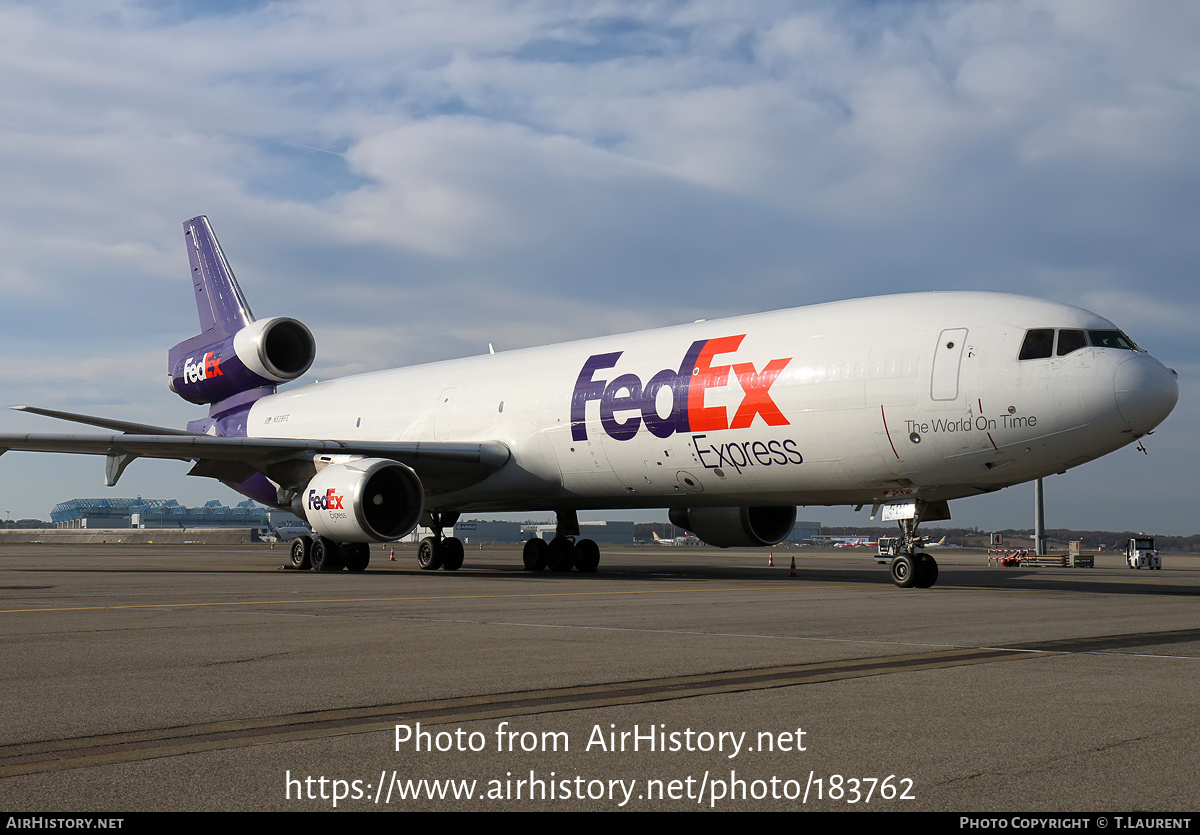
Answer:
[{"xmin": 0, "ymin": 217, "xmax": 1178, "ymax": 588}]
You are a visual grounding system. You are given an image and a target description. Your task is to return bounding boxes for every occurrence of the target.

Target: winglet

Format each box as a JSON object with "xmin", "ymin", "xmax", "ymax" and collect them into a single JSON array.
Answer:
[{"xmin": 183, "ymin": 215, "xmax": 254, "ymax": 339}]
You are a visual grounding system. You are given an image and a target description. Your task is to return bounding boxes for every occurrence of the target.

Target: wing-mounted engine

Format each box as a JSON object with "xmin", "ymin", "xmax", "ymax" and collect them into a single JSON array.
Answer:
[
  {"xmin": 669, "ymin": 506, "xmax": 796, "ymax": 548},
  {"xmin": 168, "ymin": 316, "xmax": 316, "ymax": 405},
  {"xmin": 295, "ymin": 457, "xmax": 425, "ymax": 543}
]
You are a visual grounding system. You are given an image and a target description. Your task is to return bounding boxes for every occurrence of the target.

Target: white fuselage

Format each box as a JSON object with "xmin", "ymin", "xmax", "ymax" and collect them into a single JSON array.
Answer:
[{"xmin": 245, "ymin": 292, "xmax": 1177, "ymax": 513}]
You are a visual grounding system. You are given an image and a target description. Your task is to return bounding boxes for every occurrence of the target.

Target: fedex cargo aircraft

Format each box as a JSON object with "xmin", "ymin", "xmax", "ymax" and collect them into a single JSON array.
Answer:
[{"xmin": 0, "ymin": 217, "xmax": 1178, "ymax": 587}]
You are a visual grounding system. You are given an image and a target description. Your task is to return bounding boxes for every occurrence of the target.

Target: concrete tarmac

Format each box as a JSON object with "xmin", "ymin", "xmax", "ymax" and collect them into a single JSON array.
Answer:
[{"xmin": 0, "ymin": 542, "xmax": 1197, "ymax": 812}]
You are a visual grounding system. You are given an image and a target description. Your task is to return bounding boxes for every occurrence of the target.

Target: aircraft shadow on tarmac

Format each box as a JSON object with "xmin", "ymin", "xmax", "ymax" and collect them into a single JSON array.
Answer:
[
  {"xmin": 288, "ymin": 555, "xmax": 1200, "ymax": 597},
  {"xmin": 4, "ymin": 546, "xmax": 1197, "ymax": 598}
]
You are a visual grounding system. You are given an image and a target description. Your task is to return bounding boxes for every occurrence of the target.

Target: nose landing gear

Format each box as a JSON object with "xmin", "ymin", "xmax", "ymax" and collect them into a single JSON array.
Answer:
[
  {"xmin": 889, "ymin": 550, "xmax": 938, "ymax": 588},
  {"xmin": 882, "ymin": 507, "xmax": 942, "ymax": 589}
]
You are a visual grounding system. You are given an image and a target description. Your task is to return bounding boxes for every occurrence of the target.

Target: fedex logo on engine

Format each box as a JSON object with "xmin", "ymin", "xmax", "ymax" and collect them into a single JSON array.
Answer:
[
  {"xmin": 307, "ymin": 488, "xmax": 344, "ymax": 511},
  {"xmin": 182, "ymin": 351, "xmax": 224, "ymax": 384},
  {"xmin": 571, "ymin": 335, "xmax": 791, "ymax": 442}
]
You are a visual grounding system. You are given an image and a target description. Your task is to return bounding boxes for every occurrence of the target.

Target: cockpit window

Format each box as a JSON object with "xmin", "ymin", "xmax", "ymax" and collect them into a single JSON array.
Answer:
[
  {"xmin": 1020, "ymin": 327, "xmax": 1141, "ymax": 360},
  {"xmin": 1088, "ymin": 330, "xmax": 1138, "ymax": 350},
  {"xmin": 1056, "ymin": 329, "xmax": 1088, "ymax": 356},
  {"xmin": 1018, "ymin": 329, "xmax": 1054, "ymax": 360}
]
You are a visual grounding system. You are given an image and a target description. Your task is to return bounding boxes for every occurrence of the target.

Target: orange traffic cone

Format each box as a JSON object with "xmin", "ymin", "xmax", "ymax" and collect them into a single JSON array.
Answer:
[
  {"xmin": 389, "ymin": 547, "xmax": 396, "ymax": 561},
  {"xmin": 768, "ymin": 552, "xmax": 774, "ymax": 567},
  {"xmin": 789, "ymin": 557, "xmax": 797, "ymax": 577}
]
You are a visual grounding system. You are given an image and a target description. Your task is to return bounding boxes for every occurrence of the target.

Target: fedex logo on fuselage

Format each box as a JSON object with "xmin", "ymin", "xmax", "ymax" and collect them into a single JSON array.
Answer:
[
  {"xmin": 182, "ymin": 352, "xmax": 223, "ymax": 384},
  {"xmin": 571, "ymin": 335, "xmax": 792, "ymax": 442},
  {"xmin": 307, "ymin": 488, "xmax": 344, "ymax": 511}
]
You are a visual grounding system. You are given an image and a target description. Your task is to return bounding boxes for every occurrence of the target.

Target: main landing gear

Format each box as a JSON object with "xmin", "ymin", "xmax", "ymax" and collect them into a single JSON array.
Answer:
[
  {"xmin": 886, "ymin": 515, "xmax": 939, "ymax": 589},
  {"xmin": 416, "ymin": 510, "xmax": 465, "ymax": 572},
  {"xmin": 289, "ymin": 536, "xmax": 371, "ymax": 572},
  {"xmin": 522, "ymin": 510, "xmax": 601, "ymax": 573}
]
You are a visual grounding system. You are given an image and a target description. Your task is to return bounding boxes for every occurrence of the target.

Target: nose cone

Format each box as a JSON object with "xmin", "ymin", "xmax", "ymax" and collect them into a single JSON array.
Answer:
[{"xmin": 1115, "ymin": 354, "xmax": 1179, "ymax": 435}]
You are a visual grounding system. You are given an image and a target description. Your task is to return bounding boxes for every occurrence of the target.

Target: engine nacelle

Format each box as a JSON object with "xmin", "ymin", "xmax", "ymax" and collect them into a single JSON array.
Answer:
[
  {"xmin": 169, "ymin": 317, "xmax": 316, "ymax": 405},
  {"xmin": 296, "ymin": 458, "xmax": 424, "ymax": 543},
  {"xmin": 669, "ymin": 506, "xmax": 796, "ymax": 548}
]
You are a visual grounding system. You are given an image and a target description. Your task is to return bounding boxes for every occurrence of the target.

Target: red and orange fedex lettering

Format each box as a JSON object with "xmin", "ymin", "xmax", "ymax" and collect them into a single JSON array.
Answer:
[
  {"xmin": 182, "ymin": 351, "xmax": 224, "ymax": 384},
  {"xmin": 729, "ymin": 358, "xmax": 790, "ymax": 429},
  {"xmin": 307, "ymin": 488, "xmax": 344, "ymax": 511},
  {"xmin": 571, "ymin": 335, "xmax": 791, "ymax": 442},
  {"xmin": 688, "ymin": 335, "xmax": 745, "ymax": 432}
]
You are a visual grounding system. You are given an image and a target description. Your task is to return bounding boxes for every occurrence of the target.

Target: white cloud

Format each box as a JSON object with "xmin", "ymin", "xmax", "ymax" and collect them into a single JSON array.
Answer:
[{"xmin": 1077, "ymin": 290, "xmax": 1199, "ymax": 334}]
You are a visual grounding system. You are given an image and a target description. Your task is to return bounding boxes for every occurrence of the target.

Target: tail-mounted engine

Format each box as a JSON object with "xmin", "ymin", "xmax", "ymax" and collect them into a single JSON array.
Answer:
[
  {"xmin": 169, "ymin": 316, "xmax": 316, "ymax": 405},
  {"xmin": 295, "ymin": 458, "xmax": 425, "ymax": 543},
  {"xmin": 168, "ymin": 216, "xmax": 317, "ymax": 409},
  {"xmin": 669, "ymin": 506, "xmax": 796, "ymax": 548}
]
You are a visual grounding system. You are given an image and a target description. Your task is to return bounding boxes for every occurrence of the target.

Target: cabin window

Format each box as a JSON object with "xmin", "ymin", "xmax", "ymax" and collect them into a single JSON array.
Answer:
[
  {"xmin": 1088, "ymin": 330, "xmax": 1137, "ymax": 350},
  {"xmin": 1056, "ymin": 329, "xmax": 1088, "ymax": 356},
  {"xmin": 1018, "ymin": 329, "xmax": 1054, "ymax": 360}
]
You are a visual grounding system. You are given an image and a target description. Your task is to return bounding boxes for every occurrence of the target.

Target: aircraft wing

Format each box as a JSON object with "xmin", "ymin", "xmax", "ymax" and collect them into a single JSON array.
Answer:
[
  {"xmin": 11, "ymin": 405, "xmax": 195, "ymax": 436},
  {"xmin": 0, "ymin": 432, "xmax": 511, "ymax": 493}
]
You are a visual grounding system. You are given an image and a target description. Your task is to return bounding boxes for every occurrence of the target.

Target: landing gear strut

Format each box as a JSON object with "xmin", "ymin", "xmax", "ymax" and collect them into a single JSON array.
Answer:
[
  {"xmin": 522, "ymin": 510, "xmax": 601, "ymax": 573},
  {"xmin": 417, "ymin": 510, "xmax": 465, "ymax": 572},
  {"xmin": 885, "ymin": 509, "xmax": 940, "ymax": 589}
]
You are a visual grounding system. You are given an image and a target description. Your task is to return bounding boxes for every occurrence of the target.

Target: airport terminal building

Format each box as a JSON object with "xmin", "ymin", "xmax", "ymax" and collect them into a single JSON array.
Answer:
[
  {"xmin": 50, "ymin": 498, "xmax": 305, "ymax": 530},
  {"xmin": 44, "ymin": 500, "xmax": 817, "ymax": 546}
]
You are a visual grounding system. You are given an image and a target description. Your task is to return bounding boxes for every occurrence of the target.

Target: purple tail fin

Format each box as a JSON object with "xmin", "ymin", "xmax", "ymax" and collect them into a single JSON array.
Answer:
[{"xmin": 184, "ymin": 215, "xmax": 255, "ymax": 338}]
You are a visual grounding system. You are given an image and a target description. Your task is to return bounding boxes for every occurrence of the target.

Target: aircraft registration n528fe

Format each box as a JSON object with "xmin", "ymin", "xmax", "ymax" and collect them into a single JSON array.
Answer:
[{"xmin": 0, "ymin": 217, "xmax": 1178, "ymax": 587}]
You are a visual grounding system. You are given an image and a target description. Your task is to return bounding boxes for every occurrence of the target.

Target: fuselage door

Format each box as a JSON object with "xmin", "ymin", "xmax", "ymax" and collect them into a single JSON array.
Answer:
[{"xmin": 930, "ymin": 328, "xmax": 968, "ymax": 401}]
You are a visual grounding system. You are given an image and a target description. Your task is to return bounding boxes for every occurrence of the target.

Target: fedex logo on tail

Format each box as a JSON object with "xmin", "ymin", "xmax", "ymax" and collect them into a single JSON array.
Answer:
[
  {"xmin": 182, "ymin": 351, "xmax": 223, "ymax": 384},
  {"xmin": 571, "ymin": 335, "xmax": 791, "ymax": 442}
]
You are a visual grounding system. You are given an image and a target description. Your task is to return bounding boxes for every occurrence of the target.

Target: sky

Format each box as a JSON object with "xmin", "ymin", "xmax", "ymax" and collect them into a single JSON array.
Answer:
[{"xmin": 0, "ymin": 1, "xmax": 1197, "ymax": 534}]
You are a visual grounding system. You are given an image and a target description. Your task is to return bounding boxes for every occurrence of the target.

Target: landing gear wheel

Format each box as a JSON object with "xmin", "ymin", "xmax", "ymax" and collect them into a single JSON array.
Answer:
[
  {"xmin": 311, "ymin": 537, "xmax": 342, "ymax": 571},
  {"xmin": 441, "ymin": 537, "xmax": 465, "ymax": 571},
  {"xmin": 343, "ymin": 543, "xmax": 370, "ymax": 572},
  {"xmin": 913, "ymin": 552, "xmax": 938, "ymax": 588},
  {"xmin": 575, "ymin": 538, "xmax": 600, "ymax": 573},
  {"xmin": 523, "ymin": 538, "xmax": 548, "ymax": 571},
  {"xmin": 547, "ymin": 537, "xmax": 577, "ymax": 572},
  {"xmin": 290, "ymin": 535, "xmax": 312, "ymax": 570},
  {"xmin": 417, "ymin": 536, "xmax": 443, "ymax": 570},
  {"xmin": 890, "ymin": 554, "xmax": 916, "ymax": 588}
]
